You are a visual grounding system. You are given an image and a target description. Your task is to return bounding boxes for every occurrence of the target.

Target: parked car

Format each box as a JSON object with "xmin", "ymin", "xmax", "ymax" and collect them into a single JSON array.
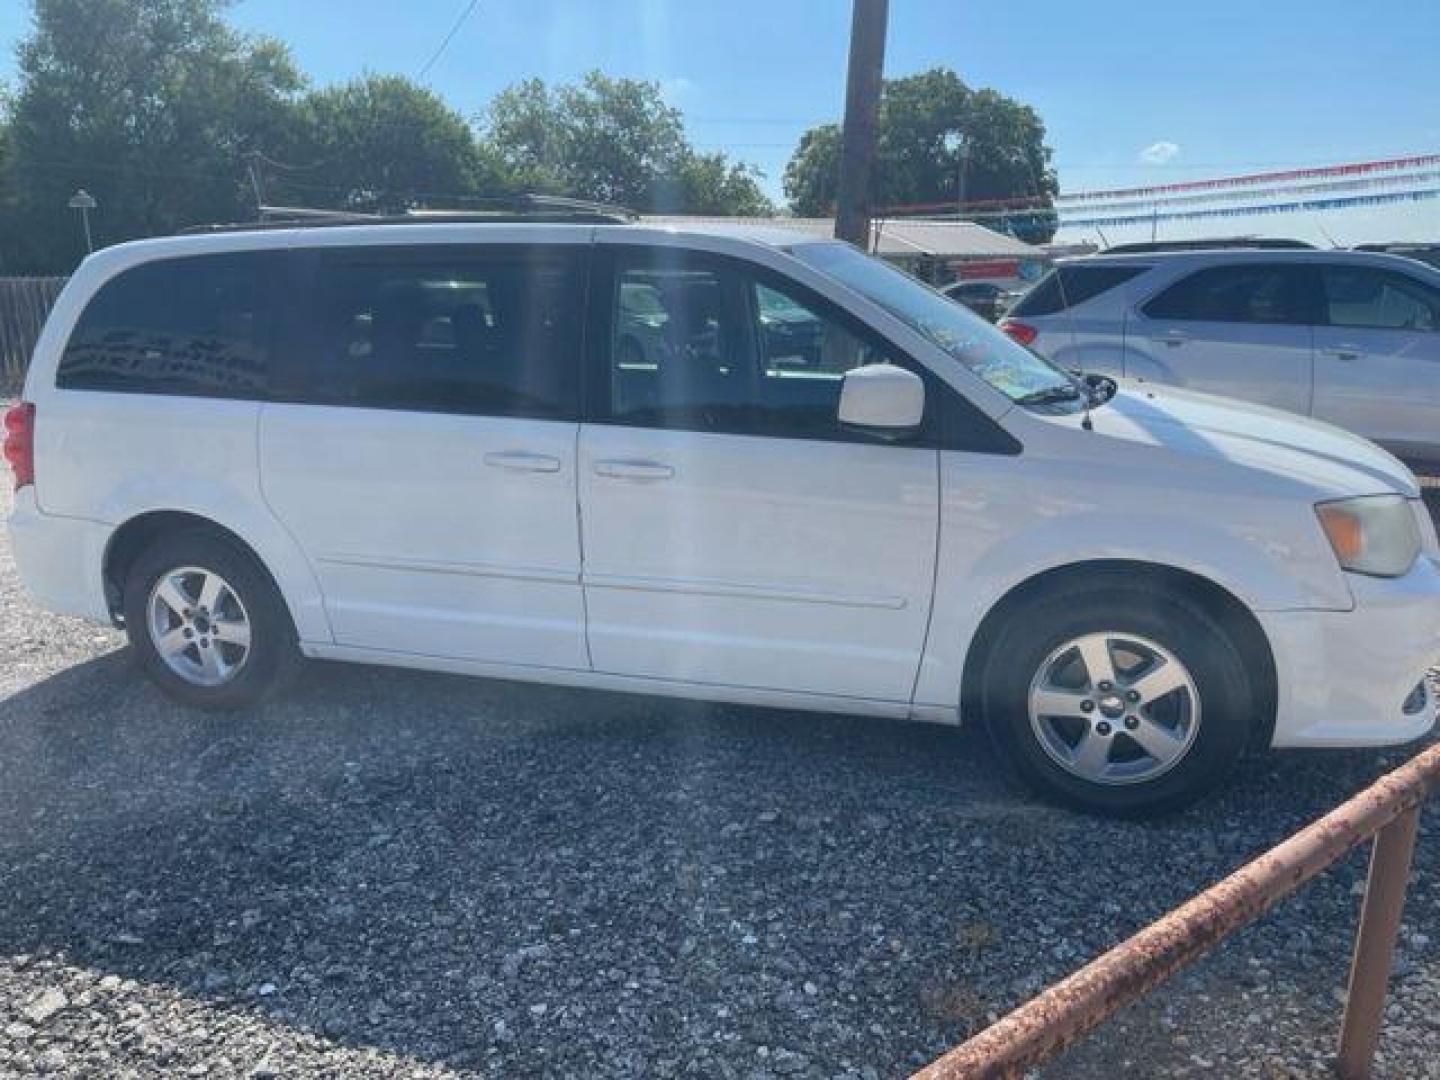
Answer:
[
  {"xmin": 942, "ymin": 280, "xmax": 1017, "ymax": 322},
  {"xmin": 6, "ymin": 211, "xmax": 1439, "ymax": 814},
  {"xmin": 1000, "ymin": 250, "xmax": 1440, "ymax": 468}
]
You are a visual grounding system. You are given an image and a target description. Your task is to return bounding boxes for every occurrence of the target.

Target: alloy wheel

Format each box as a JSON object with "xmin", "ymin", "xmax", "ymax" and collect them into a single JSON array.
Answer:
[
  {"xmin": 146, "ymin": 565, "xmax": 252, "ymax": 688},
  {"xmin": 1027, "ymin": 631, "xmax": 1201, "ymax": 786}
]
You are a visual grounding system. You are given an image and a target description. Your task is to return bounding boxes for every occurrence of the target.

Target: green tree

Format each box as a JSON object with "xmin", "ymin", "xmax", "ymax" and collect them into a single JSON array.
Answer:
[
  {"xmin": 671, "ymin": 151, "xmax": 773, "ymax": 216},
  {"xmin": 0, "ymin": 89, "xmax": 15, "ymax": 250},
  {"xmin": 782, "ymin": 125, "xmax": 843, "ymax": 221},
  {"xmin": 2, "ymin": 0, "xmax": 304, "ymax": 273},
  {"xmin": 484, "ymin": 71, "xmax": 772, "ymax": 214},
  {"xmin": 783, "ymin": 67, "xmax": 1057, "ymax": 243},
  {"xmin": 270, "ymin": 75, "xmax": 500, "ymax": 213}
]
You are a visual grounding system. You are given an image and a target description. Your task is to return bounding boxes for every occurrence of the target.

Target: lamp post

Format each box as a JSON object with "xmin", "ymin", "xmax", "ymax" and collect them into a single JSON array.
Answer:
[{"xmin": 68, "ymin": 189, "xmax": 97, "ymax": 254}]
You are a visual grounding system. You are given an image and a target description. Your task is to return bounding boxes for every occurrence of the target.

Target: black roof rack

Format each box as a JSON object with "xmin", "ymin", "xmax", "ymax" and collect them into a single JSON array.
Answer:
[
  {"xmin": 1353, "ymin": 241, "xmax": 1440, "ymax": 252},
  {"xmin": 180, "ymin": 194, "xmax": 638, "ymax": 234},
  {"xmin": 1103, "ymin": 236, "xmax": 1316, "ymax": 254}
]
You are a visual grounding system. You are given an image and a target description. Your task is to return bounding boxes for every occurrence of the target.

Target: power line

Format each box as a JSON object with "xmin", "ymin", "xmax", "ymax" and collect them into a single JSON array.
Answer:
[{"xmin": 418, "ymin": 0, "xmax": 482, "ymax": 81}]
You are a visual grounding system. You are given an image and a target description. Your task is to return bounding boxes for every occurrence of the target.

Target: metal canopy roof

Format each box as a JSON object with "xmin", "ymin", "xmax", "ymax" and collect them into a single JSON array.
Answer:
[{"xmin": 641, "ymin": 215, "xmax": 1043, "ymax": 258}]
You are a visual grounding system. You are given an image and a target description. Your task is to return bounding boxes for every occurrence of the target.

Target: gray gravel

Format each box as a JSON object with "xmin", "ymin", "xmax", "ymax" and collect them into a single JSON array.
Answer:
[{"xmin": 0, "ymin": 470, "xmax": 1437, "ymax": 1079}]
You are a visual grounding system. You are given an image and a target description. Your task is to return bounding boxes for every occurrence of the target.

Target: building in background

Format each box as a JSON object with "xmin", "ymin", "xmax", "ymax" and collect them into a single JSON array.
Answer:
[{"xmin": 644, "ymin": 216, "xmax": 1047, "ymax": 290}]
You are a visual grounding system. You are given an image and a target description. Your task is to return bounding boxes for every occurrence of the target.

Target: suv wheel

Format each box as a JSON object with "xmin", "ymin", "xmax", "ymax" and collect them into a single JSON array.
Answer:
[
  {"xmin": 123, "ymin": 529, "xmax": 299, "ymax": 709},
  {"xmin": 981, "ymin": 578, "xmax": 1255, "ymax": 814}
]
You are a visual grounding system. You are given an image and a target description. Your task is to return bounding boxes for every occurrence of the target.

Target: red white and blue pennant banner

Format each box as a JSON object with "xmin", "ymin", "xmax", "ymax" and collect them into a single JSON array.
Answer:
[
  {"xmin": 1057, "ymin": 154, "xmax": 1440, "ymax": 203},
  {"xmin": 1061, "ymin": 187, "xmax": 1440, "ymax": 230}
]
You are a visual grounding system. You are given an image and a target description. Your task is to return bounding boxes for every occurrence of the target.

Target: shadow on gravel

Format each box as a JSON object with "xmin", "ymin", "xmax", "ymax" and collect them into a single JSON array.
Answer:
[{"xmin": 0, "ymin": 652, "xmax": 1433, "ymax": 1076}]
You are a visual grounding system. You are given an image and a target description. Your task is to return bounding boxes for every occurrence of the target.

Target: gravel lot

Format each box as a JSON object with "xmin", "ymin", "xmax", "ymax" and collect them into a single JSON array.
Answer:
[{"xmin": 0, "ymin": 470, "xmax": 1436, "ymax": 1079}]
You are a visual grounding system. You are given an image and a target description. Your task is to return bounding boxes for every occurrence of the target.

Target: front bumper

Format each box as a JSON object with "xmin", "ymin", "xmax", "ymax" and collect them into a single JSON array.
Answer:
[
  {"xmin": 8, "ymin": 486, "xmax": 113, "ymax": 624},
  {"xmin": 1263, "ymin": 555, "xmax": 1440, "ymax": 748}
]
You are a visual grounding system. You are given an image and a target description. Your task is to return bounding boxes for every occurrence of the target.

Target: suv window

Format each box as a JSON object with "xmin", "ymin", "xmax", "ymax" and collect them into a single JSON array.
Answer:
[
  {"xmin": 1009, "ymin": 264, "xmax": 1148, "ymax": 317},
  {"xmin": 602, "ymin": 250, "xmax": 896, "ymax": 439},
  {"xmin": 58, "ymin": 252, "xmax": 280, "ymax": 398},
  {"xmin": 1143, "ymin": 264, "xmax": 1316, "ymax": 324},
  {"xmin": 1322, "ymin": 266, "xmax": 1439, "ymax": 331},
  {"xmin": 285, "ymin": 247, "xmax": 584, "ymax": 418}
]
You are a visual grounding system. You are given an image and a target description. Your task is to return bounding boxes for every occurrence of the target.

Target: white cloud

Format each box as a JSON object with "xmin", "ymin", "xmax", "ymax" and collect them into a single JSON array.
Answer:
[{"xmin": 1139, "ymin": 141, "xmax": 1181, "ymax": 165}]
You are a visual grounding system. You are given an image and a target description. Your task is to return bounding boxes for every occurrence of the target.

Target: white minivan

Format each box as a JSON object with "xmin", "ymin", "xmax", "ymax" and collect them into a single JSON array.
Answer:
[{"xmin": 6, "ymin": 209, "xmax": 1439, "ymax": 813}]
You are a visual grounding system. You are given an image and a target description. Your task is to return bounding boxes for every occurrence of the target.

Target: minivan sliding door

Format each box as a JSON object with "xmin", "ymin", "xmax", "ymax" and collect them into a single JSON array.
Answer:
[{"xmin": 258, "ymin": 242, "xmax": 590, "ymax": 669}]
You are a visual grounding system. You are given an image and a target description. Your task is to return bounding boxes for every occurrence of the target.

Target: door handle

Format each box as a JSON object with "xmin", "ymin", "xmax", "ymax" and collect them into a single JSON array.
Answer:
[
  {"xmin": 1321, "ymin": 346, "xmax": 1362, "ymax": 361},
  {"xmin": 1154, "ymin": 331, "xmax": 1188, "ymax": 347},
  {"xmin": 593, "ymin": 459, "xmax": 675, "ymax": 481},
  {"xmin": 483, "ymin": 450, "xmax": 563, "ymax": 473}
]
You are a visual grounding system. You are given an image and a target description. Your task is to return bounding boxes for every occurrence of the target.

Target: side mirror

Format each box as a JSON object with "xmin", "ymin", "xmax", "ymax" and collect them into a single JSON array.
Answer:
[
  {"xmin": 1080, "ymin": 371, "xmax": 1118, "ymax": 401},
  {"xmin": 838, "ymin": 363, "xmax": 925, "ymax": 434}
]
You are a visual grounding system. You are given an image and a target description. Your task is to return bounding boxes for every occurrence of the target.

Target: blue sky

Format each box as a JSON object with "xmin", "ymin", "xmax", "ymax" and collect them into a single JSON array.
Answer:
[{"xmin": 2, "ymin": 0, "xmax": 1438, "ymax": 242}]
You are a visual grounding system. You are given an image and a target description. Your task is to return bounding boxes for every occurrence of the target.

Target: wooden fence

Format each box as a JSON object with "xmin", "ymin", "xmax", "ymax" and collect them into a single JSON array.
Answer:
[{"xmin": 0, "ymin": 277, "xmax": 67, "ymax": 392}]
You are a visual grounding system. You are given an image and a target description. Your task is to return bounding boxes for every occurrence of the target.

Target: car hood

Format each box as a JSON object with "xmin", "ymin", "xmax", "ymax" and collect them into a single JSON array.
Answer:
[{"xmin": 1087, "ymin": 383, "xmax": 1419, "ymax": 498}]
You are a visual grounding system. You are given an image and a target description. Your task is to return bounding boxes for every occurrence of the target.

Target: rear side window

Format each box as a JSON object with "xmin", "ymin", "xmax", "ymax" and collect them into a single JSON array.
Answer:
[
  {"xmin": 1322, "ymin": 267, "xmax": 1439, "ymax": 331},
  {"xmin": 1143, "ymin": 264, "xmax": 1316, "ymax": 325},
  {"xmin": 283, "ymin": 247, "xmax": 585, "ymax": 418},
  {"xmin": 58, "ymin": 252, "xmax": 280, "ymax": 398},
  {"xmin": 1009, "ymin": 265, "xmax": 1148, "ymax": 317}
]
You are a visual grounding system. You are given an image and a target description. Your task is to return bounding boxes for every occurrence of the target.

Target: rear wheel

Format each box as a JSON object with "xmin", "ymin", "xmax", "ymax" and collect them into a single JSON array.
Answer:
[
  {"xmin": 123, "ymin": 529, "xmax": 299, "ymax": 709},
  {"xmin": 980, "ymin": 580, "xmax": 1256, "ymax": 814}
]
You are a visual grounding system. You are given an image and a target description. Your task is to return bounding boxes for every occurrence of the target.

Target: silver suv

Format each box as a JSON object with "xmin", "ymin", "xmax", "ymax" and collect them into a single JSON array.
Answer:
[{"xmin": 1001, "ymin": 249, "xmax": 1440, "ymax": 466}]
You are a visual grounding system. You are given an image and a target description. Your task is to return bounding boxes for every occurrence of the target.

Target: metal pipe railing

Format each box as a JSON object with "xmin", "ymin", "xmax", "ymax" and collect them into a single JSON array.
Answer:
[{"xmin": 912, "ymin": 740, "xmax": 1440, "ymax": 1080}]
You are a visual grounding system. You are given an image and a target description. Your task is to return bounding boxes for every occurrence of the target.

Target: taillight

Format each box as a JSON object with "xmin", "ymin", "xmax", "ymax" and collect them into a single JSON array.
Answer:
[
  {"xmin": 999, "ymin": 319, "xmax": 1038, "ymax": 347},
  {"xmin": 2, "ymin": 401, "xmax": 35, "ymax": 490}
]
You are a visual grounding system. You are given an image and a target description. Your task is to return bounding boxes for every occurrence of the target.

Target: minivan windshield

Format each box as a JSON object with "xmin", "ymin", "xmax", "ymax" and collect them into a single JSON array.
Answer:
[{"xmin": 792, "ymin": 241, "xmax": 1084, "ymax": 410}]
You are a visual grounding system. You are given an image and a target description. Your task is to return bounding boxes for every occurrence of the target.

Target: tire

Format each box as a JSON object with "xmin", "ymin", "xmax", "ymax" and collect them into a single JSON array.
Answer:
[
  {"xmin": 122, "ymin": 527, "xmax": 301, "ymax": 709},
  {"xmin": 980, "ymin": 577, "xmax": 1256, "ymax": 815}
]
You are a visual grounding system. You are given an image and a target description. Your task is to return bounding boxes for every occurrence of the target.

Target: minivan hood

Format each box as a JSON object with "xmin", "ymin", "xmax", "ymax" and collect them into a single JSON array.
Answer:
[{"xmin": 1086, "ymin": 383, "xmax": 1418, "ymax": 498}]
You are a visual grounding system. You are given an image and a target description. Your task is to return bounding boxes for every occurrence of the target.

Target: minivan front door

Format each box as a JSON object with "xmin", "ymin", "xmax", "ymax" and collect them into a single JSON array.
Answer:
[
  {"xmin": 1311, "ymin": 264, "xmax": 1440, "ymax": 463},
  {"xmin": 259, "ymin": 243, "xmax": 590, "ymax": 669},
  {"xmin": 577, "ymin": 247, "xmax": 939, "ymax": 702}
]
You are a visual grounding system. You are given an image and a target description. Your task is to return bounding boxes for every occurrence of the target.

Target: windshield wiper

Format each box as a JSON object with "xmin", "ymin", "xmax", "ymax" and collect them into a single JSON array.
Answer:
[{"xmin": 1016, "ymin": 384, "xmax": 1084, "ymax": 407}]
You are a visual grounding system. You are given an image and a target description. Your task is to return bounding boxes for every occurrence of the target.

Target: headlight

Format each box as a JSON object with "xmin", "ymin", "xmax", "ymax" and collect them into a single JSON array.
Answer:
[{"xmin": 1315, "ymin": 495, "xmax": 1422, "ymax": 577}]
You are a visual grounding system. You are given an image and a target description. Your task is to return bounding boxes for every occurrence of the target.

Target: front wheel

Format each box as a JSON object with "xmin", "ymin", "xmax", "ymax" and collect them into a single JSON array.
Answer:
[
  {"xmin": 980, "ymin": 581, "xmax": 1257, "ymax": 815},
  {"xmin": 123, "ymin": 529, "xmax": 300, "ymax": 709}
]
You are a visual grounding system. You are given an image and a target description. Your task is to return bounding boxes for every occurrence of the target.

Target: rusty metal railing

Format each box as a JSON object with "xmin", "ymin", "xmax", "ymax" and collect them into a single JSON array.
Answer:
[{"xmin": 912, "ymin": 740, "xmax": 1440, "ymax": 1080}]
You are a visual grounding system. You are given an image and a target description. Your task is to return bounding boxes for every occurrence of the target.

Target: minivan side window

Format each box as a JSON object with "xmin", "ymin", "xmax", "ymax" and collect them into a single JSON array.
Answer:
[
  {"xmin": 283, "ymin": 247, "xmax": 585, "ymax": 418},
  {"xmin": 58, "ymin": 252, "xmax": 281, "ymax": 398},
  {"xmin": 609, "ymin": 260, "xmax": 750, "ymax": 431},
  {"xmin": 599, "ymin": 249, "xmax": 897, "ymax": 439},
  {"xmin": 749, "ymin": 279, "xmax": 894, "ymax": 437},
  {"xmin": 1322, "ymin": 267, "xmax": 1439, "ymax": 331},
  {"xmin": 1142, "ymin": 264, "xmax": 1316, "ymax": 325}
]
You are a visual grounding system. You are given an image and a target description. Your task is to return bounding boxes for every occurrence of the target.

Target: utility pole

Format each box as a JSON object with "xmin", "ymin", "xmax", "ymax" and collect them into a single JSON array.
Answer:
[{"xmin": 834, "ymin": 0, "xmax": 888, "ymax": 249}]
